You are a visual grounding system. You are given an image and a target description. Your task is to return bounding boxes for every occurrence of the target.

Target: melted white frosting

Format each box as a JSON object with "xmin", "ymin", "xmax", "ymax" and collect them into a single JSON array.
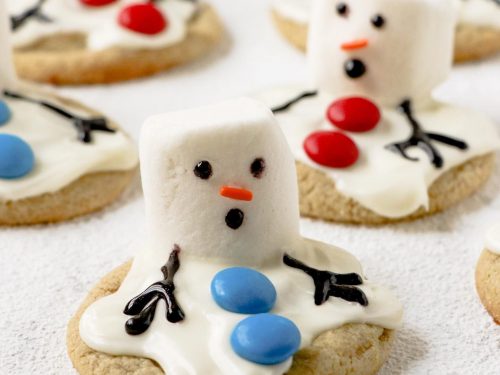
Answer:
[
  {"xmin": 273, "ymin": 0, "xmax": 500, "ymax": 29},
  {"xmin": 8, "ymin": 0, "xmax": 196, "ymax": 51},
  {"xmin": 258, "ymin": 87, "xmax": 500, "ymax": 218},
  {"xmin": 80, "ymin": 239, "xmax": 403, "ymax": 375},
  {"xmin": 0, "ymin": 90, "xmax": 138, "ymax": 201},
  {"xmin": 485, "ymin": 223, "xmax": 500, "ymax": 254}
]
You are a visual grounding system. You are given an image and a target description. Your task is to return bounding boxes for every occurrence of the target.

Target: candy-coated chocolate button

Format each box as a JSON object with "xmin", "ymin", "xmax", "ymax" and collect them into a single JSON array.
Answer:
[
  {"xmin": 118, "ymin": 3, "xmax": 168, "ymax": 35},
  {"xmin": 304, "ymin": 131, "xmax": 359, "ymax": 168},
  {"xmin": 231, "ymin": 314, "xmax": 301, "ymax": 365},
  {"xmin": 211, "ymin": 267, "xmax": 276, "ymax": 314},
  {"xmin": 0, "ymin": 101, "xmax": 11, "ymax": 126},
  {"xmin": 0, "ymin": 134, "xmax": 34, "ymax": 179},
  {"xmin": 79, "ymin": 0, "xmax": 117, "ymax": 6},
  {"xmin": 327, "ymin": 97, "xmax": 380, "ymax": 132}
]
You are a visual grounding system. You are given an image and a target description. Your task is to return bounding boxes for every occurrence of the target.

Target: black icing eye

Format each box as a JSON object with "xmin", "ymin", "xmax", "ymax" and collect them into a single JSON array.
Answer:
[
  {"xmin": 371, "ymin": 14, "xmax": 385, "ymax": 29},
  {"xmin": 250, "ymin": 158, "xmax": 266, "ymax": 178},
  {"xmin": 193, "ymin": 160, "xmax": 212, "ymax": 179},
  {"xmin": 336, "ymin": 2, "xmax": 348, "ymax": 16}
]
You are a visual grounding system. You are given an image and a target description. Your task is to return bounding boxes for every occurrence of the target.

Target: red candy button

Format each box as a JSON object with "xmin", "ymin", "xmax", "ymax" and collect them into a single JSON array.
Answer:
[
  {"xmin": 304, "ymin": 131, "xmax": 359, "ymax": 168},
  {"xmin": 118, "ymin": 3, "xmax": 168, "ymax": 35},
  {"xmin": 327, "ymin": 97, "xmax": 381, "ymax": 133},
  {"xmin": 80, "ymin": 0, "xmax": 118, "ymax": 6}
]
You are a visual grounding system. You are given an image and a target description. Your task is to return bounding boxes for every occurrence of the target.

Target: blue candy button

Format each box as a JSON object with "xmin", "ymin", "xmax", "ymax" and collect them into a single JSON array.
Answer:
[
  {"xmin": 231, "ymin": 314, "xmax": 301, "ymax": 365},
  {"xmin": 0, "ymin": 134, "xmax": 35, "ymax": 179},
  {"xmin": 211, "ymin": 267, "xmax": 277, "ymax": 314},
  {"xmin": 0, "ymin": 101, "xmax": 11, "ymax": 126}
]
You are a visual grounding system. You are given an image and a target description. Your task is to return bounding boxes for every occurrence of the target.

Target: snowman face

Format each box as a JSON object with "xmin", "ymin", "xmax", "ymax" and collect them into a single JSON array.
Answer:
[
  {"xmin": 140, "ymin": 98, "xmax": 300, "ymax": 265},
  {"xmin": 307, "ymin": 0, "xmax": 456, "ymax": 108}
]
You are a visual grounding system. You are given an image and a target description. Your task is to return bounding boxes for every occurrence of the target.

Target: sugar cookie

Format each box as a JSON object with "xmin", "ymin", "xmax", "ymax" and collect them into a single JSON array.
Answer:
[
  {"xmin": 259, "ymin": 0, "xmax": 499, "ymax": 224},
  {"xmin": 476, "ymin": 223, "xmax": 500, "ymax": 324},
  {"xmin": 0, "ymin": 1, "xmax": 138, "ymax": 225},
  {"xmin": 68, "ymin": 98, "xmax": 402, "ymax": 374},
  {"xmin": 8, "ymin": 1, "xmax": 224, "ymax": 85}
]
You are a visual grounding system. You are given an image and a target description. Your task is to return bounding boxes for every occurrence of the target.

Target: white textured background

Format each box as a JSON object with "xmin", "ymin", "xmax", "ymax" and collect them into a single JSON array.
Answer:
[{"xmin": 1, "ymin": 1, "xmax": 500, "ymax": 374}]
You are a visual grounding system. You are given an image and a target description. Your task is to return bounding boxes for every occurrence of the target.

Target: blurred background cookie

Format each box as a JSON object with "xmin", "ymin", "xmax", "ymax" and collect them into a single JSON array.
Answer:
[
  {"xmin": 8, "ymin": 0, "xmax": 224, "ymax": 85},
  {"xmin": 260, "ymin": 0, "xmax": 500, "ymax": 224},
  {"xmin": 0, "ymin": 1, "xmax": 138, "ymax": 225},
  {"xmin": 476, "ymin": 223, "xmax": 500, "ymax": 324}
]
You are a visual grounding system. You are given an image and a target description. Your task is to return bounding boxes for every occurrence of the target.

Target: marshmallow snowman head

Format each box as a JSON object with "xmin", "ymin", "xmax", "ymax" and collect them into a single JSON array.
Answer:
[
  {"xmin": 307, "ymin": 0, "xmax": 456, "ymax": 108},
  {"xmin": 0, "ymin": 0, "xmax": 17, "ymax": 90},
  {"xmin": 140, "ymin": 98, "xmax": 300, "ymax": 266}
]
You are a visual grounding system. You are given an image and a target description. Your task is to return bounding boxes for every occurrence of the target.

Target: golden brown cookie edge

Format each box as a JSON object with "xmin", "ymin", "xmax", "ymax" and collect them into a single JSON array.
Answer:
[{"xmin": 475, "ymin": 249, "xmax": 500, "ymax": 324}]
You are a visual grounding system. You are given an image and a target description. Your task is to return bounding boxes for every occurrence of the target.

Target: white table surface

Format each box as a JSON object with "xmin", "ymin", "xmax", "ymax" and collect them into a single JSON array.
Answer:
[{"xmin": 1, "ymin": 1, "xmax": 499, "ymax": 374}]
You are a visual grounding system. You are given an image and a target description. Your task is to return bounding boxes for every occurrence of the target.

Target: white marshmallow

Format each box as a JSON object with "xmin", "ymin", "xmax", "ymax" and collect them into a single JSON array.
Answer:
[
  {"xmin": 139, "ymin": 98, "xmax": 301, "ymax": 266},
  {"xmin": 0, "ymin": 0, "xmax": 17, "ymax": 89},
  {"xmin": 307, "ymin": 0, "xmax": 456, "ymax": 108}
]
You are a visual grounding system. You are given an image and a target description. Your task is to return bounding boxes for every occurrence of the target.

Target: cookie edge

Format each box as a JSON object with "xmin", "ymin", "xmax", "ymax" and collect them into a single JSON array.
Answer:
[
  {"xmin": 296, "ymin": 153, "xmax": 496, "ymax": 225},
  {"xmin": 475, "ymin": 249, "xmax": 500, "ymax": 324}
]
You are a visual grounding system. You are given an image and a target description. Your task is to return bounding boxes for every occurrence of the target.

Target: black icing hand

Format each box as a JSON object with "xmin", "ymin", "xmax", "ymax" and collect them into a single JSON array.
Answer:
[
  {"xmin": 283, "ymin": 253, "xmax": 368, "ymax": 306},
  {"xmin": 124, "ymin": 245, "xmax": 185, "ymax": 336},
  {"xmin": 11, "ymin": 0, "xmax": 51, "ymax": 31},
  {"xmin": 385, "ymin": 99, "xmax": 468, "ymax": 169},
  {"xmin": 272, "ymin": 91, "xmax": 318, "ymax": 114},
  {"xmin": 3, "ymin": 90, "xmax": 115, "ymax": 144}
]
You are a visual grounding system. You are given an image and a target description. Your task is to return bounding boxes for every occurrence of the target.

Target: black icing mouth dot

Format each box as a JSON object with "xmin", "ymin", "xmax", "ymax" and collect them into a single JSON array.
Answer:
[
  {"xmin": 225, "ymin": 208, "xmax": 244, "ymax": 230},
  {"xmin": 344, "ymin": 59, "xmax": 366, "ymax": 79}
]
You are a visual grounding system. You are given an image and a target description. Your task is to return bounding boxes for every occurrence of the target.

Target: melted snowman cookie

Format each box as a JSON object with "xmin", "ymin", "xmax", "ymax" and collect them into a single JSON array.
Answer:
[
  {"xmin": 0, "ymin": 2, "xmax": 138, "ymax": 224},
  {"xmin": 272, "ymin": 0, "xmax": 500, "ymax": 62},
  {"xmin": 7, "ymin": 0, "xmax": 224, "ymax": 84},
  {"xmin": 68, "ymin": 98, "xmax": 403, "ymax": 375},
  {"xmin": 260, "ymin": 0, "xmax": 499, "ymax": 224},
  {"xmin": 476, "ymin": 223, "xmax": 500, "ymax": 324}
]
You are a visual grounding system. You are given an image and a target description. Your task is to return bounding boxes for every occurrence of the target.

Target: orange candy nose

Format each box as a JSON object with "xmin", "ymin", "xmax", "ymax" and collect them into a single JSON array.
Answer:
[
  {"xmin": 341, "ymin": 39, "xmax": 369, "ymax": 51},
  {"xmin": 220, "ymin": 186, "xmax": 253, "ymax": 201}
]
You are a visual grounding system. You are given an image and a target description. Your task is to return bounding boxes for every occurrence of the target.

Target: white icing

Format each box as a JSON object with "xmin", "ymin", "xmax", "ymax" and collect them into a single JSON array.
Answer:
[
  {"xmin": 0, "ymin": 92, "xmax": 138, "ymax": 201},
  {"xmin": 485, "ymin": 223, "xmax": 500, "ymax": 254},
  {"xmin": 273, "ymin": 0, "xmax": 500, "ymax": 29},
  {"xmin": 80, "ymin": 98, "xmax": 403, "ymax": 375},
  {"xmin": 259, "ymin": 87, "xmax": 499, "ymax": 218},
  {"xmin": 308, "ymin": 0, "xmax": 455, "ymax": 109},
  {"xmin": 8, "ymin": 0, "xmax": 197, "ymax": 51}
]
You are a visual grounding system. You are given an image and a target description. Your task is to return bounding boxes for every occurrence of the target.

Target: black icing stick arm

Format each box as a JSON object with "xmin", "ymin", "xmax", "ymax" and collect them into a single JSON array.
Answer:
[
  {"xmin": 11, "ymin": 0, "xmax": 51, "ymax": 31},
  {"xmin": 271, "ymin": 91, "xmax": 318, "ymax": 114},
  {"xmin": 283, "ymin": 253, "xmax": 368, "ymax": 307},
  {"xmin": 385, "ymin": 99, "xmax": 468, "ymax": 169},
  {"xmin": 124, "ymin": 245, "xmax": 185, "ymax": 336},
  {"xmin": 3, "ymin": 90, "xmax": 115, "ymax": 144}
]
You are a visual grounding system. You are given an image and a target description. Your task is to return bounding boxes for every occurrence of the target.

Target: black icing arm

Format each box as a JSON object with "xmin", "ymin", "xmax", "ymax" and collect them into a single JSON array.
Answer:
[
  {"xmin": 11, "ymin": 0, "xmax": 51, "ymax": 31},
  {"xmin": 3, "ymin": 90, "xmax": 115, "ymax": 144},
  {"xmin": 385, "ymin": 99, "xmax": 468, "ymax": 169},
  {"xmin": 124, "ymin": 245, "xmax": 185, "ymax": 336},
  {"xmin": 271, "ymin": 91, "xmax": 318, "ymax": 114},
  {"xmin": 283, "ymin": 253, "xmax": 368, "ymax": 306}
]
